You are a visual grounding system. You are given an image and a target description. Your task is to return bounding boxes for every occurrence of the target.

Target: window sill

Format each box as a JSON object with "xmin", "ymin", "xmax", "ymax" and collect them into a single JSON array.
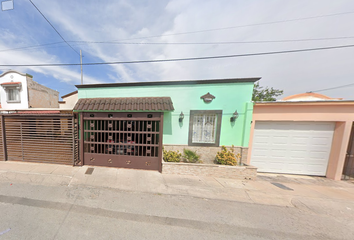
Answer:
[
  {"xmin": 188, "ymin": 142, "xmax": 219, "ymax": 147},
  {"xmin": 6, "ymin": 101, "xmax": 21, "ymax": 103}
]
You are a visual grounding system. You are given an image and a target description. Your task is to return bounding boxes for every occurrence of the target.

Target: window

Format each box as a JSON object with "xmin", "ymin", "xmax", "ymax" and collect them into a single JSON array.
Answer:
[
  {"xmin": 188, "ymin": 110, "xmax": 222, "ymax": 146},
  {"xmin": 1, "ymin": 82, "xmax": 21, "ymax": 103},
  {"xmin": 6, "ymin": 87, "xmax": 20, "ymax": 103}
]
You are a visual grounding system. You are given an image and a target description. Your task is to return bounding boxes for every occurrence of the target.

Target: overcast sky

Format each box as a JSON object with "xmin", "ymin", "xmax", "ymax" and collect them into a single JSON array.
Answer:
[{"xmin": 1, "ymin": 0, "xmax": 354, "ymax": 99}]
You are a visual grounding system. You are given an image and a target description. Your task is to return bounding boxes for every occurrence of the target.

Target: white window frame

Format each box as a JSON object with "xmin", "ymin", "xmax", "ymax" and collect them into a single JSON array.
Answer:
[
  {"xmin": 188, "ymin": 110, "xmax": 222, "ymax": 147},
  {"xmin": 2, "ymin": 84, "xmax": 21, "ymax": 103}
]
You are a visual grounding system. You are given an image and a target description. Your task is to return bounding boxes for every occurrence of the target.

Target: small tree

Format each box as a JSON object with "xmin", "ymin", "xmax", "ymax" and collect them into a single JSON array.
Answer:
[{"xmin": 252, "ymin": 82, "xmax": 283, "ymax": 102}]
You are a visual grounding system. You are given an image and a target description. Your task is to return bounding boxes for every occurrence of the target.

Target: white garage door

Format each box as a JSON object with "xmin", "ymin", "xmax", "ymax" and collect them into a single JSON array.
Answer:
[{"xmin": 251, "ymin": 121, "xmax": 335, "ymax": 176}]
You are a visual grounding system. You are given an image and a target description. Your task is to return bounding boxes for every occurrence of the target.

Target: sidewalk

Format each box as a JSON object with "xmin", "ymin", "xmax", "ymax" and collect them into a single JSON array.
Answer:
[{"xmin": 0, "ymin": 161, "xmax": 354, "ymax": 208}]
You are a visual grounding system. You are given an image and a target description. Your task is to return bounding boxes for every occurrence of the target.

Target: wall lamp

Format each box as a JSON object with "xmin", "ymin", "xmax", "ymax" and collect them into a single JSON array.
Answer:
[
  {"xmin": 179, "ymin": 112, "xmax": 184, "ymax": 122},
  {"xmin": 230, "ymin": 110, "xmax": 239, "ymax": 122}
]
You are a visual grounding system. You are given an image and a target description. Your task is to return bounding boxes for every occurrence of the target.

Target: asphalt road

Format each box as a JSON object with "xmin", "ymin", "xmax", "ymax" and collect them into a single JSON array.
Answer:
[{"xmin": 0, "ymin": 181, "xmax": 353, "ymax": 240}]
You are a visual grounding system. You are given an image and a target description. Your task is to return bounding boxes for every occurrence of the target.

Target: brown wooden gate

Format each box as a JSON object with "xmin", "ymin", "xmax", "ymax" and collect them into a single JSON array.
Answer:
[
  {"xmin": 343, "ymin": 122, "xmax": 354, "ymax": 180},
  {"xmin": 81, "ymin": 112, "xmax": 163, "ymax": 171},
  {"xmin": 1, "ymin": 114, "xmax": 74, "ymax": 165}
]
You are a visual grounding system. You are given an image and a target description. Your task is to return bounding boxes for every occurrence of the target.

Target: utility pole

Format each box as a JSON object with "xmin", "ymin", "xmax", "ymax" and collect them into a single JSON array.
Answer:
[{"xmin": 80, "ymin": 50, "xmax": 83, "ymax": 84}]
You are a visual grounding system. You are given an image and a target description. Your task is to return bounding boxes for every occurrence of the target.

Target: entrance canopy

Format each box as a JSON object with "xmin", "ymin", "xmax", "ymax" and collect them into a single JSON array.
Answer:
[{"xmin": 74, "ymin": 97, "xmax": 174, "ymax": 112}]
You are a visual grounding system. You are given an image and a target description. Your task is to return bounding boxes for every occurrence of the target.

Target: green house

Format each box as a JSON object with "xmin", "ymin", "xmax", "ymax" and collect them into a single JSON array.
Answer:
[{"xmin": 74, "ymin": 78, "xmax": 259, "ymax": 171}]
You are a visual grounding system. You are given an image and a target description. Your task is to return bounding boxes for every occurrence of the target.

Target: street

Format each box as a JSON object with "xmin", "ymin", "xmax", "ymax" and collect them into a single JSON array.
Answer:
[{"xmin": 0, "ymin": 180, "xmax": 353, "ymax": 240}]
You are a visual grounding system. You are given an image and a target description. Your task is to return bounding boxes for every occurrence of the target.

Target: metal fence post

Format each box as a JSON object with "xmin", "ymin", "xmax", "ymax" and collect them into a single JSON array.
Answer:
[{"xmin": 1, "ymin": 115, "xmax": 7, "ymax": 161}]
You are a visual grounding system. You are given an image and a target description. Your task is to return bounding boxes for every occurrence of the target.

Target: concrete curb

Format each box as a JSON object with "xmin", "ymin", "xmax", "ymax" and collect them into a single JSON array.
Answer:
[{"xmin": 0, "ymin": 161, "xmax": 354, "ymax": 208}]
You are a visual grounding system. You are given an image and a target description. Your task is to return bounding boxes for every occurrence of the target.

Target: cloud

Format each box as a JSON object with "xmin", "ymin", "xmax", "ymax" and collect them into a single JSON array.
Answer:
[
  {"xmin": 1, "ymin": 0, "xmax": 354, "ymax": 98},
  {"xmin": 0, "ymin": 41, "xmax": 102, "ymax": 85}
]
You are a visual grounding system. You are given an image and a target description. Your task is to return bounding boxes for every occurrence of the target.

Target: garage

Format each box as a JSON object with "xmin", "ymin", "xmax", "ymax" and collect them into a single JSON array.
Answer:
[
  {"xmin": 75, "ymin": 97, "xmax": 174, "ymax": 172},
  {"xmin": 0, "ymin": 113, "xmax": 75, "ymax": 165},
  {"xmin": 250, "ymin": 121, "xmax": 335, "ymax": 176}
]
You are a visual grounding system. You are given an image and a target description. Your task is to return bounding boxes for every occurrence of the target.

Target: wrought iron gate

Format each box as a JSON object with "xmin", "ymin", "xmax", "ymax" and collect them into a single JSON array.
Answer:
[
  {"xmin": 2, "ymin": 114, "xmax": 74, "ymax": 165},
  {"xmin": 343, "ymin": 123, "xmax": 354, "ymax": 180},
  {"xmin": 81, "ymin": 112, "xmax": 163, "ymax": 171}
]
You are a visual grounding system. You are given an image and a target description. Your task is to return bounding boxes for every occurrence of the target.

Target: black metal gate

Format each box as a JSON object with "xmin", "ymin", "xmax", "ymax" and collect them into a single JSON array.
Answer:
[
  {"xmin": 81, "ymin": 112, "xmax": 163, "ymax": 171},
  {"xmin": 343, "ymin": 123, "xmax": 354, "ymax": 180},
  {"xmin": 1, "ymin": 114, "xmax": 75, "ymax": 165}
]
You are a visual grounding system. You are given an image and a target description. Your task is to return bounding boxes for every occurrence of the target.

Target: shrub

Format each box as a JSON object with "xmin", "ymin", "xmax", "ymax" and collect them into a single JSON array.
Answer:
[
  {"xmin": 163, "ymin": 148, "xmax": 182, "ymax": 162},
  {"xmin": 183, "ymin": 149, "xmax": 201, "ymax": 163},
  {"xmin": 215, "ymin": 145, "xmax": 240, "ymax": 166}
]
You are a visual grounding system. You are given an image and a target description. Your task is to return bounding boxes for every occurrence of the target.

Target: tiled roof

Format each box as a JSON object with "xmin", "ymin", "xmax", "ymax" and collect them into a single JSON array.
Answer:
[{"xmin": 74, "ymin": 97, "xmax": 174, "ymax": 111}]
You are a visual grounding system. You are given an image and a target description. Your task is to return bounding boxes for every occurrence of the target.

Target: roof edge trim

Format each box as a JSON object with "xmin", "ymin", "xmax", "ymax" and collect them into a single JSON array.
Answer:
[
  {"xmin": 75, "ymin": 77, "xmax": 261, "ymax": 89},
  {"xmin": 0, "ymin": 70, "xmax": 26, "ymax": 78},
  {"xmin": 255, "ymin": 100, "xmax": 354, "ymax": 105},
  {"xmin": 61, "ymin": 90, "xmax": 78, "ymax": 99}
]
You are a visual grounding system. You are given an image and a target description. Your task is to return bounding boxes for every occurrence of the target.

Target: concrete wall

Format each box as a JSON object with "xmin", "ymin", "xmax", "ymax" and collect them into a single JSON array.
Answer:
[
  {"xmin": 60, "ymin": 92, "xmax": 78, "ymax": 109},
  {"xmin": 248, "ymin": 102, "xmax": 354, "ymax": 180},
  {"xmin": 0, "ymin": 71, "xmax": 29, "ymax": 109},
  {"xmin": 78, "ymin": 81, "xmax": 255, "ymax": 147},
  {"xmin": 27, "ymin": 78, "xmax": 59, "ymax": 108},
  {"xmin": 162, "ymin": 162, "xmax": 257, "ymax": 180}
]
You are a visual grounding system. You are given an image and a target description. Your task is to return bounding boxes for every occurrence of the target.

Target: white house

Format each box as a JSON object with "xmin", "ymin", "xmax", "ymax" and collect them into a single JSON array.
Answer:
[{"xmin": 0, "ymin": 70, "xmax": 59, "ymax": 110}]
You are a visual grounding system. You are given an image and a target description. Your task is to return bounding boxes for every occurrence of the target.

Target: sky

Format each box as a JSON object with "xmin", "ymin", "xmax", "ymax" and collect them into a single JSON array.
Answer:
[{"xmin": 0, "ymin": 0, "xmax": 354, "ymax": 100}]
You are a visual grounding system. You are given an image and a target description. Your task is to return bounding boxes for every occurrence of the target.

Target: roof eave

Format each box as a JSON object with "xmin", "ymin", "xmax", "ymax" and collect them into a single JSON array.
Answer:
[
  {"xmin": 75, "ymin": 77, "xmax": 261, "ymax": 89},
  {"xmin": 73, "ymin": 97, "xmax": 174, "ymax": 112},
  {"xmin": 61, "ymin": 90, "xmax": 78, "ymax": 99}
]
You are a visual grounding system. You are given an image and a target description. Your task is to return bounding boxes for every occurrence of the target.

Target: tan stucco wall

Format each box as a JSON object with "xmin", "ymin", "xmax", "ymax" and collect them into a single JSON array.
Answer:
[
  {"xmin": 247, "ymin": 102, "xmax": 354, "ymax": 180},
  {"xmin": 59, "ymin": 92, "xmax": 78, "ymax": 109},
  {"xmin": 27, "ymin": 77, "xmax": 59, "ymax": 108}
]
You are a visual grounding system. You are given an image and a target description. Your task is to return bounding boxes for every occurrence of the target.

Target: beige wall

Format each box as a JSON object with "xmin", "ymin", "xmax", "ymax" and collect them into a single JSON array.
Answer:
[
  {"xmin": 27, "ymin": 77, "xmax": 59, "ymax": 108},
  {"xmin": 59, "ymin": 92, "xmax": 78, "ymax": 109},
  {"xmin": 247, "ymin": 102, "xmax": 354, "ymax": 180}
]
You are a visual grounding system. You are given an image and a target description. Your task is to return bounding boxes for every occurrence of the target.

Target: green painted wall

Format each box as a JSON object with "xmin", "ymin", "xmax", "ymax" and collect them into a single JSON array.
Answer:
[{"xmin": 78, "ymin": 82, "xmax": 255, "ymax": 147}]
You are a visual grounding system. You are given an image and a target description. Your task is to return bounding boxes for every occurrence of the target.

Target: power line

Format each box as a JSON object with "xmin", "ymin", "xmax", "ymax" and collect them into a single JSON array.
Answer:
[
  {"xmin": 2, "ymin": 10, "xmax": 354, "ymax": 53},
  {"xmin": 2, "ymin": 36, "xmax": 354, "ymax": 53},
  {"xmin": 311, "ymin": 83, "xmax": 354, "ymax": 92},
  {"xmin": 0, "ymin": 43, "xmax": 353, "ymax": 67},
  {"xmin": 98, "ymin": 11, "xmax": 354, "ymax": 42},
  {"xmin": 70, "ymin": 36, "xmax": 354, "ymax": 45},
  {"xmin": 0, "ymin": 41, "xmax": 65, "ymax": 52},
  {"xmin": 28, "ymin": 0, "xmax": 80, "ymax": 55}
]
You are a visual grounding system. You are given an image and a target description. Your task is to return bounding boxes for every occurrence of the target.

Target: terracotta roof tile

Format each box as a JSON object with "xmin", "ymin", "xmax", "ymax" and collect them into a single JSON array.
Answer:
[
  {"xmin": 74, "ymin": 97, "xmax": 174, "ymax": 111},
  {"xmin": 1, "ymin": 82, "xmax": 21, "ymax": 85}
]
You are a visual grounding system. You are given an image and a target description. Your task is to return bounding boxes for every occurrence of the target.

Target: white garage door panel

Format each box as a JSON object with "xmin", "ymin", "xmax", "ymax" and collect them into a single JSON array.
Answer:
[{"xmin": 251, "ymin": 121, "xmax": 335, "ymax": 176}]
